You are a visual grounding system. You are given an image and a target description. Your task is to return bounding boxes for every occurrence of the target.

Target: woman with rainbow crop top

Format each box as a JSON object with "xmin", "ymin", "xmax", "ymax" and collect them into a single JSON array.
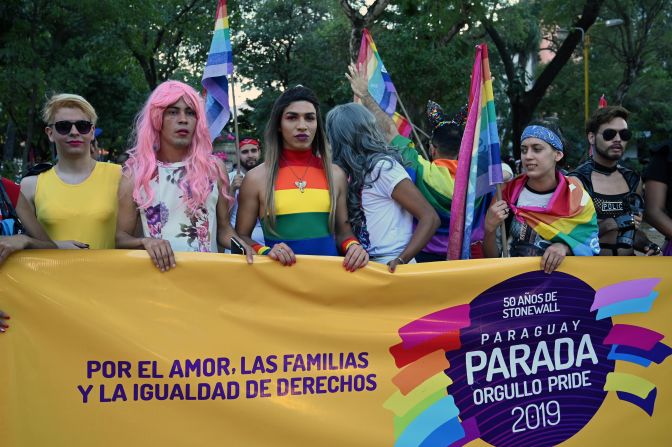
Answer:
[{"xmin": 235, "ymin": 86, "xmax": 368, "ymax": 272}]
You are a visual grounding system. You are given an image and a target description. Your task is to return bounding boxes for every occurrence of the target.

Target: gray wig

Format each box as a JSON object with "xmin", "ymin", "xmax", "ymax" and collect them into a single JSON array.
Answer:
[{"xmin": 325, "ymin": 102, "xmax": 407, "ymax": 235}]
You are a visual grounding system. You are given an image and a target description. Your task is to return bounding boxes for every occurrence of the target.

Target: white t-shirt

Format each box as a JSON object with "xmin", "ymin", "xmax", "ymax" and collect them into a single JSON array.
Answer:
[
  {"xmin": 363, "ymin": 159, "xmax": 413, "ymax": 258},
  {"xmin": 507, "ymin": 185, "xmax": 554, "ymax": 256},
  {"xmin": 228, "ymin": 170, "xmax": 264, "ymax": 247}
]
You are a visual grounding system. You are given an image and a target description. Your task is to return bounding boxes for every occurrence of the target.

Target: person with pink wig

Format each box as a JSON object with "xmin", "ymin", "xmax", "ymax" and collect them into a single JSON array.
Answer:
[{"xmin": 116, "ymin": 80, "xmax": 253, "ymax": 271}]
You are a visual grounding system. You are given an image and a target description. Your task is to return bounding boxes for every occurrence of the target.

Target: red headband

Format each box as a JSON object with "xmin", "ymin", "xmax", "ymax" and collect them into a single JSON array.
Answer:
[{"xmin": 239, "ymin": 138, "xmax": 260, "ymax": 147}]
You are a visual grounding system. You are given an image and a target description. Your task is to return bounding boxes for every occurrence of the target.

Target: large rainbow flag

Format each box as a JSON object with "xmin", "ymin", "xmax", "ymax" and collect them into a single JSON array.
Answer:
[
  {"xmin": 448, "ymin": 43, "xmax": 503, "ymax": 260},
  {"xmin": 357, "ymin": 29, "xmax": 410, "ymax": 138},
  {"xmin": 502, "ymin": 174, "xmax": 600, "ymax": 256},
  {"xmin": 202, "ymin": 0, "xmax": 233, "ymax": 142}
]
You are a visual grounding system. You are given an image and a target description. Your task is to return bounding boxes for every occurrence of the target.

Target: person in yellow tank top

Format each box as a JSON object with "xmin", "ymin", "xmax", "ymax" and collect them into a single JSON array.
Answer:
[{"xmin": 20, "ymin": 93, "xmax": 121, "ymax": 249}]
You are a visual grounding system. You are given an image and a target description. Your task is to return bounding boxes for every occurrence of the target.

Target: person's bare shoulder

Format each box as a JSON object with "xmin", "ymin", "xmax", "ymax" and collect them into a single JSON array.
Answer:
[
  {"xmin": 330, "ymin": 163, "xmax": 348, "ymax": 188},
  {"xmin": 19, "ymin": 175, "xmax": 38, "ymax": 203},
  {"xmin": 244, "ymin": 162, "xmax": 268, "ymax": 185}
]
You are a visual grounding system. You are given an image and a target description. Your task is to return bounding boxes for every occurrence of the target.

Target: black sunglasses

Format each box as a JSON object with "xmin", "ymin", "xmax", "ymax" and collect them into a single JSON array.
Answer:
[
  {"xmin": 50, "ymin": 120, "xmax": 93, "ymax": 135},
  {"xmin": 601, "ymin": 128, "xmax": 632, "ymax": 141}
]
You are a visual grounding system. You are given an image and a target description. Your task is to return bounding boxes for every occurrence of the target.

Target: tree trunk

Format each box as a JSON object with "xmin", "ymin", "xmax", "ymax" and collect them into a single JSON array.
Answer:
[
  {"xmin": 349, "ymin": 25, "xmax": 363, "ymax": 63},
  {"xmin": 340, "ymin": 0, "xmax": 390, "ymax": 62},
  {"xmin": 484, "ymin": 0, "xmax": 605, "ymax": 159}
]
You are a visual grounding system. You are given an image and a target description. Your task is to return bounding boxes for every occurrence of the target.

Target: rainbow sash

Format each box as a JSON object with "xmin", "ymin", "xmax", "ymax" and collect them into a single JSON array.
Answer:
[{"xmin": 503, "ymin": 173, "xmax": 600, "ymax": 256}]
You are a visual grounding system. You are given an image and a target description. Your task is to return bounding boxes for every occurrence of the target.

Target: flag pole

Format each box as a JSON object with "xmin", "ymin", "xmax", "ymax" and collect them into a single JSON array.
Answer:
[
  {"xmin": 229, "ymin": 73, "xmax": 242, "ymax": 175},
  {"xmin": 496, "ymin": 184, "xmax": 509, "ymax": 257},
  {"xmin": 412, "ymin": 123, "xmax": 431, "ymax": 140},
  {"xmin": 396, "ymin": 95, "xmax": 429, "ymax": 160}
]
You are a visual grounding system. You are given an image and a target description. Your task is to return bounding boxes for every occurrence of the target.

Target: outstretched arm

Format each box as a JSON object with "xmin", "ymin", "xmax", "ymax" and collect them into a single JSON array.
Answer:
[
  {"xmin": 389, "ymin": 179, "xmax": 440, "ymax": 272},
  {"xmin": 235, "ymin": 166, "xmax": 295, "ymax": 266},
  {"xmin": 215, "ymin": 170, "xmax": 254, "ymax": 264},
  {"xmin": 346, "ymin": 63, "xmax": 399, "ymax": 143},
  {"xmin": 115, "ymin": 174, "xmax": 175, "ymax": 272},
  {"xmin": 332, "ymin": 165, "xmax": 369, "ymax": 272}
]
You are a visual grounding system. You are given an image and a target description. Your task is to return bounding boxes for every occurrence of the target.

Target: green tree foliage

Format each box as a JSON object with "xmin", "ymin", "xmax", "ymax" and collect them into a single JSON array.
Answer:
[
  {"xmin": 0, "ymin": 0, "xmax": 218, "ymax": 167},
  {"xmin": 233, "ymin": 0, "xmax": 352, "ymax": 135},
  {"xmin": 2, "ymin": 0, "xmax": 671, "ymax": 172},
  {"xmin": 537, "ymin": 0, "xmax": 672, "ymax": 167},
  {"xmin": 109, "ymin": 0, "xmax": 214, "ymax": 90}
]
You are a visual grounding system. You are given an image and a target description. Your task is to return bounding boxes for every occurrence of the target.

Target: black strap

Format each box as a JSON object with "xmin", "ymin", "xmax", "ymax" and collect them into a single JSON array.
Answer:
[{"xmin": 0, "ymin": 181, "xmax": 25, "ymax": 235}]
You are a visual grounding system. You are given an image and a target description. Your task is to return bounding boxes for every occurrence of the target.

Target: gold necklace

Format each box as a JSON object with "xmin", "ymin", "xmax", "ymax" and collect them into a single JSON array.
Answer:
[{"xmin": 282, "ymin": 158, "xmax": 310, "ymax": 193}]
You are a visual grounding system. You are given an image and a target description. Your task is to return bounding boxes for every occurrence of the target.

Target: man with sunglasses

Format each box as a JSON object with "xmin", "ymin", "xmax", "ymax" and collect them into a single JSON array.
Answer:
[{"xmin": 570, "ymin": 106, "xmax": 659, "ymax": 256}]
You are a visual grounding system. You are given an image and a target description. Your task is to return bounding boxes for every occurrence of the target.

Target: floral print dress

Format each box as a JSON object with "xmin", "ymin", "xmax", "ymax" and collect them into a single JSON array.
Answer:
[{"xmin": 140, "ymin": 161, "xmax": 219, "ymax": 253}]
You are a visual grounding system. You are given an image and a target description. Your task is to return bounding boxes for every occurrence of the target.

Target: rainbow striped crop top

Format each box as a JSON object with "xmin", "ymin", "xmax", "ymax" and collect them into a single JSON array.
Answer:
[{"xmin": 262, "ymin": 149, "xmax": 338, "ymax": 256}]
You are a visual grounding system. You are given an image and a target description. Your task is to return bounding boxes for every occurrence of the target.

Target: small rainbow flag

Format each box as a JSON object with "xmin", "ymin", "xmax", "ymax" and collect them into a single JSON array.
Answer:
[
  {"xmin": 448, "ymin": 43, "xmax": 503, "ymax": 260},
  {"xmin": 202, "ymin": 0, "xmax": 233, "ymax": 142},
  {"xmin": 357, "ymin": 29, "xmax": 413, "ymax": 138},
  {"xmin": 393, "ymin": 112, "xmax": 412, "ymax": 138},
  {"xmin": 357, "ymin": 29, "xmax": 397, "ymax": 116}
]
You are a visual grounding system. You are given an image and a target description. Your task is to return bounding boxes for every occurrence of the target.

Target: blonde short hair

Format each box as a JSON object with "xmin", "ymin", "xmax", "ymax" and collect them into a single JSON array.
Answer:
[{"xmin": 42, "ymin": 93, "xmax": 98, "ymax": 125}]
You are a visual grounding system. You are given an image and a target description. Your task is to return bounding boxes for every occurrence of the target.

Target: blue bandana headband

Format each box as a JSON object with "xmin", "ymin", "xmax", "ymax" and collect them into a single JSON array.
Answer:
[{"xmin": 521, "ymin": 125, "xmax": 563, "ymax": 151}]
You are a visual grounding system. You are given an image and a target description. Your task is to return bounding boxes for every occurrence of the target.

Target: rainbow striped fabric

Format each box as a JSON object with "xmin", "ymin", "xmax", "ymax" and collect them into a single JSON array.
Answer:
[
  {"xmin": 262, "ymin": 151, "xmax": 337, "ymax": 256},
  {"xmin": 393, "ymin": 112, "xmax": 412, "ymax": 138},
  {"xmin": 391, "ymin": 135, "xmax": 456, "ymax": 256},
  {"xmin": 202, "ymin": 0, "xmax": 233, "ymax": 141},
  {"xmin": 503, "ymin": 174, "xmax": 600, "ymax": 256},
  {"xmin": 357, "ymin": 29, "xmax": 397, "ymax": 115},
  {"xmin": 448, "ymin": 43, "xmax": 504, "ymax": 260}
]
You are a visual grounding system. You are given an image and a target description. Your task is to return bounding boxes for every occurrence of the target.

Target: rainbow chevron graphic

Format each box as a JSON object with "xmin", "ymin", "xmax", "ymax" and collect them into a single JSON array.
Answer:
[
  {"xmin": 384, "ymin": 304, "xmax": 480, "ymax": 447},
  {"xmin": 386, "ymin": 275, "xmax": 669, "ymax": 446},
  {"xmin": 591, "ymin": 278, "xmax": 669, "ymax": 416}
]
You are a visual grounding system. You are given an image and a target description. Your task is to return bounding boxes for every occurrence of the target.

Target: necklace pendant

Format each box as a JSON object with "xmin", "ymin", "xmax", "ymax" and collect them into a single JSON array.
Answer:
[{"xmin": 295, "ymin": 180, "xmax": 307, "ymax": 193}]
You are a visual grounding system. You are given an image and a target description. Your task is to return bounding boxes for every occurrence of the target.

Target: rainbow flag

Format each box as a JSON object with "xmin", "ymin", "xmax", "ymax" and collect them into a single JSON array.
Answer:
[
  {"xmin": 448, "ymin": 43, "xmax": 503, "ymax": 260},
  {"xmin": 202, "ymin": 0, "xmax": 233, "ymax": 142},
  {"xmin": 393, "ymin": 112, "xmax": 412, "ymax": 138},
  {"xmin": 503, "ymin": 174, "xmax": 600, "ymax": 256},
  {"xmin": 357, "ymin": 29, "xmax": 398, "ymax": 116}
]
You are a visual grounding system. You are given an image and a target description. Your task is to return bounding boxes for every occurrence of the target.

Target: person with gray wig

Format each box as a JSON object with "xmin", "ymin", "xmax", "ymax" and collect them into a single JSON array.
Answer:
[{"xmin": 326, "ymin": 102, "xmax": 439, "ymax": 272}]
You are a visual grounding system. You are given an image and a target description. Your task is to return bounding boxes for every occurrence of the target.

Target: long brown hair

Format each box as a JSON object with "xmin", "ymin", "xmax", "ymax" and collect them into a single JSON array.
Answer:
[{"xmin": 262, "ymin": 86, "xmax": 335, "ymax": 234}]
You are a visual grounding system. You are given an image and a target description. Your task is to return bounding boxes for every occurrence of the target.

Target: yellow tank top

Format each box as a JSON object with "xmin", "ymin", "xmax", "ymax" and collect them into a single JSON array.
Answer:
[{"xmin": 35, "ymin": 162, "xmax": 121, "ymax": 249}]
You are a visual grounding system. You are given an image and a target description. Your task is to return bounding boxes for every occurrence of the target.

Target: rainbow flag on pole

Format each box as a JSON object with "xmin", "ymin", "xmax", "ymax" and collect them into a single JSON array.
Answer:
[
  {"xmin": 393, "ymin": 112, "xmax": 412, "ymax": 138},
  {"xmin": 357, "ymin": 29, "xmax": 410, "ymax": 137},
  {"xmin": 448, "ymin": 43, "xmax": 504, "ymax": 260},
  {"xmin": 202, "ymin": 0, "xmax": 233, "ymax": 142}
]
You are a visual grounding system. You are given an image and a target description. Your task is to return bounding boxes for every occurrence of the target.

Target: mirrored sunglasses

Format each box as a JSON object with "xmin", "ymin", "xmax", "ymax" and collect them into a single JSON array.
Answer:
[{"xmin": 51, "ymin": 120, "xmax": 93, "ymax": 135}]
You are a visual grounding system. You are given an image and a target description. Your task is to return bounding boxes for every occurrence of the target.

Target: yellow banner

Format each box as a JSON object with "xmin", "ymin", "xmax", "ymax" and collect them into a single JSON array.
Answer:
[{"xmin": 1, "ymin": 252, "xmax": 670, "ymax": 447}]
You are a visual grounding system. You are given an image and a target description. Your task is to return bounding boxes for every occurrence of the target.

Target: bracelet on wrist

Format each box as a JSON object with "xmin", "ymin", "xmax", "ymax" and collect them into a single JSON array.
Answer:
[
  {"xmin": 389, "ymin": 256, "xmax": 406, "ymax": 265},
  {"xmin": 251, "ymin": 243, "xmax": 271, "ymax": 255},
  {"xmin": 340, "ymin": 237, "xmax": 360, "ymax": 255}
]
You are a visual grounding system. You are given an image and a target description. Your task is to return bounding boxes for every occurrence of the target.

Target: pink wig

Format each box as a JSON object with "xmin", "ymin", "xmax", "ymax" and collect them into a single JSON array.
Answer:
[{"xmin": 125, "ymin": 80, "xmax": 229, "ymax": 213}]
